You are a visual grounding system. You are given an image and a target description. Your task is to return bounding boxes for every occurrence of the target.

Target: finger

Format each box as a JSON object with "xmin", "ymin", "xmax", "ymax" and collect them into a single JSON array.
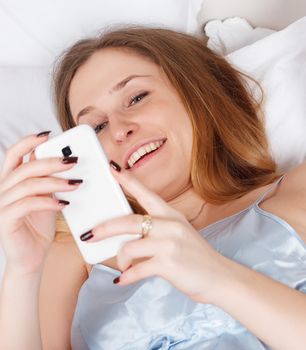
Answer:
[
  {"xmin": 117, "ymin": 258, "xmax": 157, "ymax": 286},
  {"xmin": 110, "ymin": 165, "xmax": 177, "ymax": 218},
  {"xmin": 0, "ymin": 156, "xmax": 77, "ymax": 194},
  {"xmin": 29, "ymin": 148, "xmax": 36, "ymax": 162},
  {"xmin": 0, "ymin": 195, "xmax": 66, "ymax": 231},
  {"xmin": 0, "ymin": 176, "xmax": 80, "ymax": 208},
  {"xmin": 0, "ymin": 132, "xmax": 51, "ymax": 180},
  {"xmin": 116, "ymin": 238, "xmax": 159, "ymax": 271},
  {"xmin": 88, "ymin": 214, "xmax": 142, "ymax": 241},
  {"xmin": 87, "ymin": 215, "xmax": 170, "ymax": 242}
]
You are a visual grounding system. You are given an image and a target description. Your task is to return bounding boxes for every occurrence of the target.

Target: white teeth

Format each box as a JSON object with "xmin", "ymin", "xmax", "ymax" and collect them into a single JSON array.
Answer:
[
  {"xmin": 145, "ymin": 144, "xmax": 151, "ymax": 153},
  {"xmin": 132, "ymin": 153, "xmax": 141, "ymax": 162},
  {"xmin": 138, "ymin": 148, "xmax": 146, "ymax": 156},
  {"xmin": 150, "ymin": 142, "xmax": 157, "ymax": 150},
  {"xmin": 127, "ymin": 140, "xmax": 164, "ymax": 168}
]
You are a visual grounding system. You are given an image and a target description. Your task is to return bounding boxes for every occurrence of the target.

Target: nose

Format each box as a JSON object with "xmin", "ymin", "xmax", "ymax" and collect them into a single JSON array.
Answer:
[
  {"xmin": 110, "ymin": 116, "xmax": 138, "ymax": 144},
  {"xmin": 102, "ymin": 113, "xmax": 139, "ymax": 167}
]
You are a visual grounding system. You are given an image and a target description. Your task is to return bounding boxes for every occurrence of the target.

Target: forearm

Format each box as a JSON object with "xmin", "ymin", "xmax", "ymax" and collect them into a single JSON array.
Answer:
[
  {"xmin": 211, "ymin": 256, "xmax": 306, "ymax": 350},
  {"xmin": 0, "ymin": 268, "xmax": 43, "ymax": 349}
]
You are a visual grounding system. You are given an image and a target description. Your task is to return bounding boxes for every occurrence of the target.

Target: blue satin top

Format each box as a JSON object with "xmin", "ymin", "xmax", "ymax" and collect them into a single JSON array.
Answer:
[{"xmin": 71, "ymin": 176, "xmax": 306, "ymax": 349}]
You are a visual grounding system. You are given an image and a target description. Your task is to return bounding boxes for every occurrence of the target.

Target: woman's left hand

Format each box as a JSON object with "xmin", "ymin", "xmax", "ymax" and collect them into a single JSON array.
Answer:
[{"xmin": 86, "ymin": 164, "xmax": 227, "ymax": 303}]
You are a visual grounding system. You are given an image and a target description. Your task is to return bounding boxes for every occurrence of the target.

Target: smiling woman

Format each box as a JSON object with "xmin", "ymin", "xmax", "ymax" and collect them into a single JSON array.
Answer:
[
  {"xmin": 1, "ymin": 26, "xmax": 306, "ymax": 350},
  {"xmin": 68, "ymin": 53, "xmax": 181, "ymax": 180},
  {"xmin": 54, "ymin": 27, "xmax": 278, "ymax": 207}
]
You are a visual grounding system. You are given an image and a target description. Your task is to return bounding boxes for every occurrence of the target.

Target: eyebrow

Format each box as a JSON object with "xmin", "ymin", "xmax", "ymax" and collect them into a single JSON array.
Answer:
[{"xmin": 75, "ymin": 74, "xmax": 151, "ymax": 123}]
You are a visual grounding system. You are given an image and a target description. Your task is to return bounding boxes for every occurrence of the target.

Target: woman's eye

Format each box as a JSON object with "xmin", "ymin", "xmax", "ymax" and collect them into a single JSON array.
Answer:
[
  {"xmin": 93, "ymin": 121, "xmax": 108, "ymax": 134},
  {"xmin": 129, "ymin": 91, "xmax": 149, "ymax": 106},
  {"xmin": 92, "ymin": 92, "xmax": 149, "ymax": 134}
]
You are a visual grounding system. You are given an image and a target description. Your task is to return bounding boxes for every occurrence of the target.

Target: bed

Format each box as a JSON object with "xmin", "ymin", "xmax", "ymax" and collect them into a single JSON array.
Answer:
[{"xmin": 1, "ymin": 0, "xmax": 306, "ymax": 283}]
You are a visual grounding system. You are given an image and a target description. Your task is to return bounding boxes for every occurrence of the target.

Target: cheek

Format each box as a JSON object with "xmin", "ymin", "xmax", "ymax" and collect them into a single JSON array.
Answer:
[
  {"xmin": 179, "ymin": 124, "xmax": 194, "ymax": 172},
  {"xmin": 176, "ymin": 114, "xmax": 193, "ymax": 155},
  {"xmin": 167, "ymin": 124, "xmax": 193, "ymax": 177}
]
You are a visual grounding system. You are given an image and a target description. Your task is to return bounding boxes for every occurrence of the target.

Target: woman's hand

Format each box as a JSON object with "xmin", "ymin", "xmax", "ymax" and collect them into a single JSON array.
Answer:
[
  {"xmin": 0, "ymin": 132, "xmax": 80, "ymax": 276},
  {"xmin": 84, "ymin": 163, "xmax": 226, "ymax": 303}
]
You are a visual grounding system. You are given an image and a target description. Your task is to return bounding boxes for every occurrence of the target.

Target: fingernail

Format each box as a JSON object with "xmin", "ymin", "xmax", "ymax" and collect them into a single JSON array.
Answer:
[
  {"xmin": 68, "ymin": 179, "xmax": 83, "ymax": 185},
  {"xmin": 62, "ymin": 156, "xmax": 78, "ymax": 164},
  {"xmin": 113, "ymin": 276, "xmax": 120, "ymax": 284},
  {"xmin": 58, "ymin": 199, "xmax": 70, "ymax": 206},
  {"xmin": 110, "ymin": 160, "xmax": 121, "ymax": 172},
  {"xmin": 80, "ymin": 230, "xmax": 93, "ymax": 241},
  {"xmin": 36, "ymin": 130, "xmax": 51, "ymax": 137}
]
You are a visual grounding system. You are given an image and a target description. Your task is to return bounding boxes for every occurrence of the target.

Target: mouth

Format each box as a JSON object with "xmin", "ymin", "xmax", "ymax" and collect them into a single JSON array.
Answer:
[{"xmin": 125, "ymin": 138, "xmax": 167, "ymax": 170}]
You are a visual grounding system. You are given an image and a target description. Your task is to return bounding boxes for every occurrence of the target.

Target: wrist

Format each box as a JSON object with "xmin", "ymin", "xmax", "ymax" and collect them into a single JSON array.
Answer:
[
  {"xmin": 0, "ymin": 266, "xmax": 43, "ymax": 350},
  {"xmin": 202, "ymin": 252, "xmax": 245, "ymax": 305},
  {"xmin": 4, "ymin": 264, "xmax": 43, "ymax": 283},
  {"xmin": 206, "ymin": 253, "xmax": 264, "ymax": 309}
]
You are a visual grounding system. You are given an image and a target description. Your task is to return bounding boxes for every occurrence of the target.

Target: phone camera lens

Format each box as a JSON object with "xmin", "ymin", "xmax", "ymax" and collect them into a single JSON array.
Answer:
[{"xmin": 62, "ymin": 146, "xmax": 72, "ymax": 157}]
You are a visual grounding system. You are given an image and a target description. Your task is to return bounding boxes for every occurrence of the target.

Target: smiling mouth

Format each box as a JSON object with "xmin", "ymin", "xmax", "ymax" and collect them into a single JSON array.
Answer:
[{"xmin": 126, "ymin": 139, "xmax": 167, "ymax": 170}]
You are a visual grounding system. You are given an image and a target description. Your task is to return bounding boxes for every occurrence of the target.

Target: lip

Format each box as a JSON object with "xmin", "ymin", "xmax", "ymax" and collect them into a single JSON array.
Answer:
[{"xmin": 123, "ymin": 137, "xmax": 167, "ymax": 169}]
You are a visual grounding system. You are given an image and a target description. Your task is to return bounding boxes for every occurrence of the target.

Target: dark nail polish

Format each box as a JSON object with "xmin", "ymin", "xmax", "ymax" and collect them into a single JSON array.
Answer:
[
  {"xmin": 113, "ymin": 276, "xmax": 120, "ymax": 284},
  {"xmin": 68, "ymin": 179, "xmax": 83, "ymax": 185},
  {"xmin": 36, "ymin": 130, "xmax": 51, "ymax": 137},
  {"xmin": 110, "ymin": 160, "xmax": 121, "ymax": 172},
  {"xmin": 58, "ymin": 199, "xmax": 70, "ymax": 206},
  {"xmin": 80, "ymin": 230, "xmax": 93, "ymax": 241},
  {"xmin": 62, "ymin": 156, "xmax": 78, "ymax": 164}
]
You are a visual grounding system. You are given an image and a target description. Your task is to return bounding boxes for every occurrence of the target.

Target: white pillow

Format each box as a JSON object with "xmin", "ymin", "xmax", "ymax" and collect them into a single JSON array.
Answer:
[
  {"xmin": 227, "ymin": 17, "xmax": 306, "ymax": 171},
  {"xmin": 0, "ymin": 0, "xmax": 202, "ymax": 66},
  {"xmin": 0, "ymin": 67, "xmax": 62, "ymax": 165},
  {"xmin": 204, "ymin": 17, "xmax": 275, "ymax": 55},
  {"xmin": 203, "ymin": 16, "xmax": 306, "ymax": 170},
  {"xmin": 197, "ymin": 0, "xmax": 306, "ymax": 31}
]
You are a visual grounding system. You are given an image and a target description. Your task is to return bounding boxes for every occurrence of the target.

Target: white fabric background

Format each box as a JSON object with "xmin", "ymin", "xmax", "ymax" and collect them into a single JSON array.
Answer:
[{"xmin": 0, "ymin": 0, "xmax": 203, "ymax": 66}]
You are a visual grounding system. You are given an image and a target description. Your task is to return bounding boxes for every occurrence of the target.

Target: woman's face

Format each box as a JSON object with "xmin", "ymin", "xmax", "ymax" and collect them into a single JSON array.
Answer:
[{"xmin": 69, "ymin": 48, "xmax": 193, "ymax": 200}]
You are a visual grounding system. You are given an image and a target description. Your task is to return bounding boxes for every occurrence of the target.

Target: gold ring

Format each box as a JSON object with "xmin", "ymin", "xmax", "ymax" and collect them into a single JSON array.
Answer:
[{"xmin": 141, "ymin": 214, "xmax": 153, "ymax": 238}]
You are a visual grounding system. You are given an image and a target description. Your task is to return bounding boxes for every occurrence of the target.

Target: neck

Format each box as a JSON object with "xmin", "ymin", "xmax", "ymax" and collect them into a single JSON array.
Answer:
[{"xmin": 167, "ymin": 184, "xmax": 207, "ymax": 230}]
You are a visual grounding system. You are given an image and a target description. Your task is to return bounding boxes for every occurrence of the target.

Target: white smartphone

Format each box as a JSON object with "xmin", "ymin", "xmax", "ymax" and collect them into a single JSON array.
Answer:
[{"xmin": 34, "ymin": 124, "xmax": 141, "ymax": 264}]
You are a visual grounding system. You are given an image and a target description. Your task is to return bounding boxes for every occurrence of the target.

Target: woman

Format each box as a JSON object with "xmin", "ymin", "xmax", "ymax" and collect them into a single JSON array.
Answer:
[{"xmin": 0, "ymin": 27, "xmax": 305, "ymax": 349}]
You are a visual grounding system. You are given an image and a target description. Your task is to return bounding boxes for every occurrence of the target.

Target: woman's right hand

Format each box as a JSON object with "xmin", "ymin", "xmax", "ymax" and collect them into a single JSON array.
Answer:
[{"xmin": 0, "ymin": 131, "xmax": 80, "ymax": 276}]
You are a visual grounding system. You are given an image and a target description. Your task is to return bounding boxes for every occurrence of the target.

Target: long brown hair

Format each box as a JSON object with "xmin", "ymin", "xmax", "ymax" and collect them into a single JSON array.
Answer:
[{"xmin": 52, "ymin": 26, "xmax": 279, "ymax": 236}]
